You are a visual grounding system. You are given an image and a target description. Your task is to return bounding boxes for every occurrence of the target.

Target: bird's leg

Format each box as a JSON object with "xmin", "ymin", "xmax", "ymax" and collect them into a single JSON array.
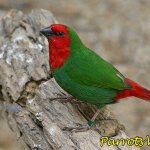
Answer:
[
  {"xmin": 49, "ymin": 96, "xmax": 74, "ymax": 103},
  {"xmin": 49, "ymin": 96, "xmax": 85, "ymax": 104},
  {"xmin": 63, "ymin": 109, "xmax": 101, "ymax": 132},
  {"xmin": 87, "ymin": 109, "xmax": 101, "ymax": 126}
]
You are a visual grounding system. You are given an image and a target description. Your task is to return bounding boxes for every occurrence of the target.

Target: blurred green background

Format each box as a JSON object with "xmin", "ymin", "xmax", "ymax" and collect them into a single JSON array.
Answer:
[{"xmin": 0, "ymin": 0, "xmax": 150, "ymax": 150}]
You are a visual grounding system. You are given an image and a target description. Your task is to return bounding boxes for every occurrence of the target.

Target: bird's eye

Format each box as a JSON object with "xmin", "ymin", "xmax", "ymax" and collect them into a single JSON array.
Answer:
[{"xmin": 55, "ymin": 32, "xmax": 64, "ymax": 36}]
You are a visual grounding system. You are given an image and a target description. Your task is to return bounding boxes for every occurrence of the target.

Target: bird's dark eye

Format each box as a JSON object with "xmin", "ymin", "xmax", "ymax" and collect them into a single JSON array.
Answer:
[{"xmin": 55, "ymin": 32, "xmax": 64, "ymax": 36}]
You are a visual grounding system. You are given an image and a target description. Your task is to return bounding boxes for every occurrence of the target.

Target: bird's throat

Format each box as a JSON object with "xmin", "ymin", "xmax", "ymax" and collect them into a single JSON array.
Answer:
[{"xmin": 49, "ymin": 45, "xmax": 70, "ymax": 70}]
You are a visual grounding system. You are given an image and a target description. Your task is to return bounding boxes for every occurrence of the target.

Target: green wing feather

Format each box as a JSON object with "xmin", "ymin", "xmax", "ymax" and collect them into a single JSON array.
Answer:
[{"xmin": 63, "ymin": 47, "xmax": 128, "ymax": 90}]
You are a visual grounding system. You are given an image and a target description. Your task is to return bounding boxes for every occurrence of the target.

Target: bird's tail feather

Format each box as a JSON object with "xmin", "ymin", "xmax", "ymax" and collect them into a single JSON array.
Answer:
[
  {"xmin": 115, "ymin": 78, "xmax": 150, "ymax": 101},
  {"xmin": 126, "ymin": 78, "xmax": 150, "ymax": 100}
]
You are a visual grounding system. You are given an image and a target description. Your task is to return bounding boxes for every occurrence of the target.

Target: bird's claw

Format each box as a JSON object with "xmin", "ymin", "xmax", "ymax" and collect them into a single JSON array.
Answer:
[
  {"xmin": 63, "ymin": 123, "xmax": 90, "ymax": 132},
  {"xmin": 49, "ymin": 96, "xmax": 84, "ymax": 104},
  {"xmin": 49, "ymin": 96, "xmax": 74, "ymax": 103}
]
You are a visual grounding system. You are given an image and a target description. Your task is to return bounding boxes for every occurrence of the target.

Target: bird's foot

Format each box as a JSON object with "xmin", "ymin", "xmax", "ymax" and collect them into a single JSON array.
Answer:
[
  {"xmin": 49, "ymin": 96, "xmax": 74, "ymax": 104},
  {"xmin": 63, "ymin": 119, "xmax": 95, "ymax": 132},
  {"xmin": 49, "ymin": 96, "xmax": 84, "ymax": 104},
  {"xmin": 63, "ymin": 110, "xmax": 100, "ymax": 132},
  {"xmin": 63, "ymin": 123, "xmax": 91, "ymax": 132}
]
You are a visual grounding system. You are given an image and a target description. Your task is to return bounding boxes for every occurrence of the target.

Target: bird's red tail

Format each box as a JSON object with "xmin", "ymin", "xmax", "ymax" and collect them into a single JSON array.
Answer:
[{"xmin": 115, "ymin": 78, "xmax": 150, "ymax": 101}]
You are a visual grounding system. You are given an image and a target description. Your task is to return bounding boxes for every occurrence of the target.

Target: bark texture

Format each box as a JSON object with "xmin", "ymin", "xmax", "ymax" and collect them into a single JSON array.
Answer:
[{"xmin": 0, "ymin": 9, "xmax": 139, "ymax": 150}]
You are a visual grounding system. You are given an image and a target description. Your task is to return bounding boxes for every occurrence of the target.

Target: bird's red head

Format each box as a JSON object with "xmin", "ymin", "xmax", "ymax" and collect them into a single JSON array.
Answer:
[{"xmin": 40, "ymin": 24, "xmax": 70, "ymax": 70}]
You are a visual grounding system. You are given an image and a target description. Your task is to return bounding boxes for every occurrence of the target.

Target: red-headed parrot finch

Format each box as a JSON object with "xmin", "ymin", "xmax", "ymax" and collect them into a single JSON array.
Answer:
[{"xmin": 40, "ymin": 24, "xmax": 150, "ymax": 130}]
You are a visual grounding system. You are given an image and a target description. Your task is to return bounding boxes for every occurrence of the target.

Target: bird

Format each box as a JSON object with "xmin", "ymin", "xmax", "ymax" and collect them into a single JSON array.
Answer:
[{"xmin": 40, "ymin": 24, "xmax": 150, "ymax": 131}]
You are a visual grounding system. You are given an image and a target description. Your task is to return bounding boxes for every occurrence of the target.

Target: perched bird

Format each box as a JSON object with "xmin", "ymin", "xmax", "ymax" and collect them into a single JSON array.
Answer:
[{"xmin": 40, "ymin": 24, "xmax": 150, "ymax": 130}]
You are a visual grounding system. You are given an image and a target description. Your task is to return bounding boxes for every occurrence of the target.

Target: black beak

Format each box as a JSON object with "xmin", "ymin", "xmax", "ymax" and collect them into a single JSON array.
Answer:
[{"xmin": 40, "ymin": 27, "xmax": 53, "ymax": 38}]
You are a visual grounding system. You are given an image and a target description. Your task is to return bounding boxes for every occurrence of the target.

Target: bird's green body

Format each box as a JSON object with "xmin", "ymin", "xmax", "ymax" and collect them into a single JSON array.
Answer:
[{"xmin": 52, "ymin": 27, "xmax": 129, "ymax": 108}]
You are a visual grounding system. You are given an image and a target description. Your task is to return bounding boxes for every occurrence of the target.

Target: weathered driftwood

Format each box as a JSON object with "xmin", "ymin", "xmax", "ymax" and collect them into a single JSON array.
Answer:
[{"xmin": 0, "ymin": 9, "xmax": 138, "ymax": 150}]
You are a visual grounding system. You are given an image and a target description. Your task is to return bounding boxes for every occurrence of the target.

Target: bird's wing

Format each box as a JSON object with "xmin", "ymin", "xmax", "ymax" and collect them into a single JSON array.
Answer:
[{"xmin": 63, "ymin": 47, "xmax": 130, "ymax": 90}]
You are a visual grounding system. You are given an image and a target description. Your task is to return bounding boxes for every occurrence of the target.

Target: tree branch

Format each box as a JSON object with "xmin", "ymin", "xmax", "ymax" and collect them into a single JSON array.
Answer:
[{"xmin": 0, "ymin": 9, "xmax": 138, "ymax": 150}]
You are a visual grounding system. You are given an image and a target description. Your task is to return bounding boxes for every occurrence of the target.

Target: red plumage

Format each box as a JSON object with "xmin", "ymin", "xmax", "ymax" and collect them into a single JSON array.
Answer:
[
  {"xmin": 48, "ymin": 24, "xmax": 70, "ymax": 70},
  {"xmin": 115, "ymin": 78, "xmax": 150, "ymax": 101}
]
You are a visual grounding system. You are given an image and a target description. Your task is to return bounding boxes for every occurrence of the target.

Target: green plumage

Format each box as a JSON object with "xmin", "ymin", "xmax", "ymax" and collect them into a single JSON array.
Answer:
[{"xmin": 53, "ymin": 27, "xmax": 129, "ymax": 108}]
